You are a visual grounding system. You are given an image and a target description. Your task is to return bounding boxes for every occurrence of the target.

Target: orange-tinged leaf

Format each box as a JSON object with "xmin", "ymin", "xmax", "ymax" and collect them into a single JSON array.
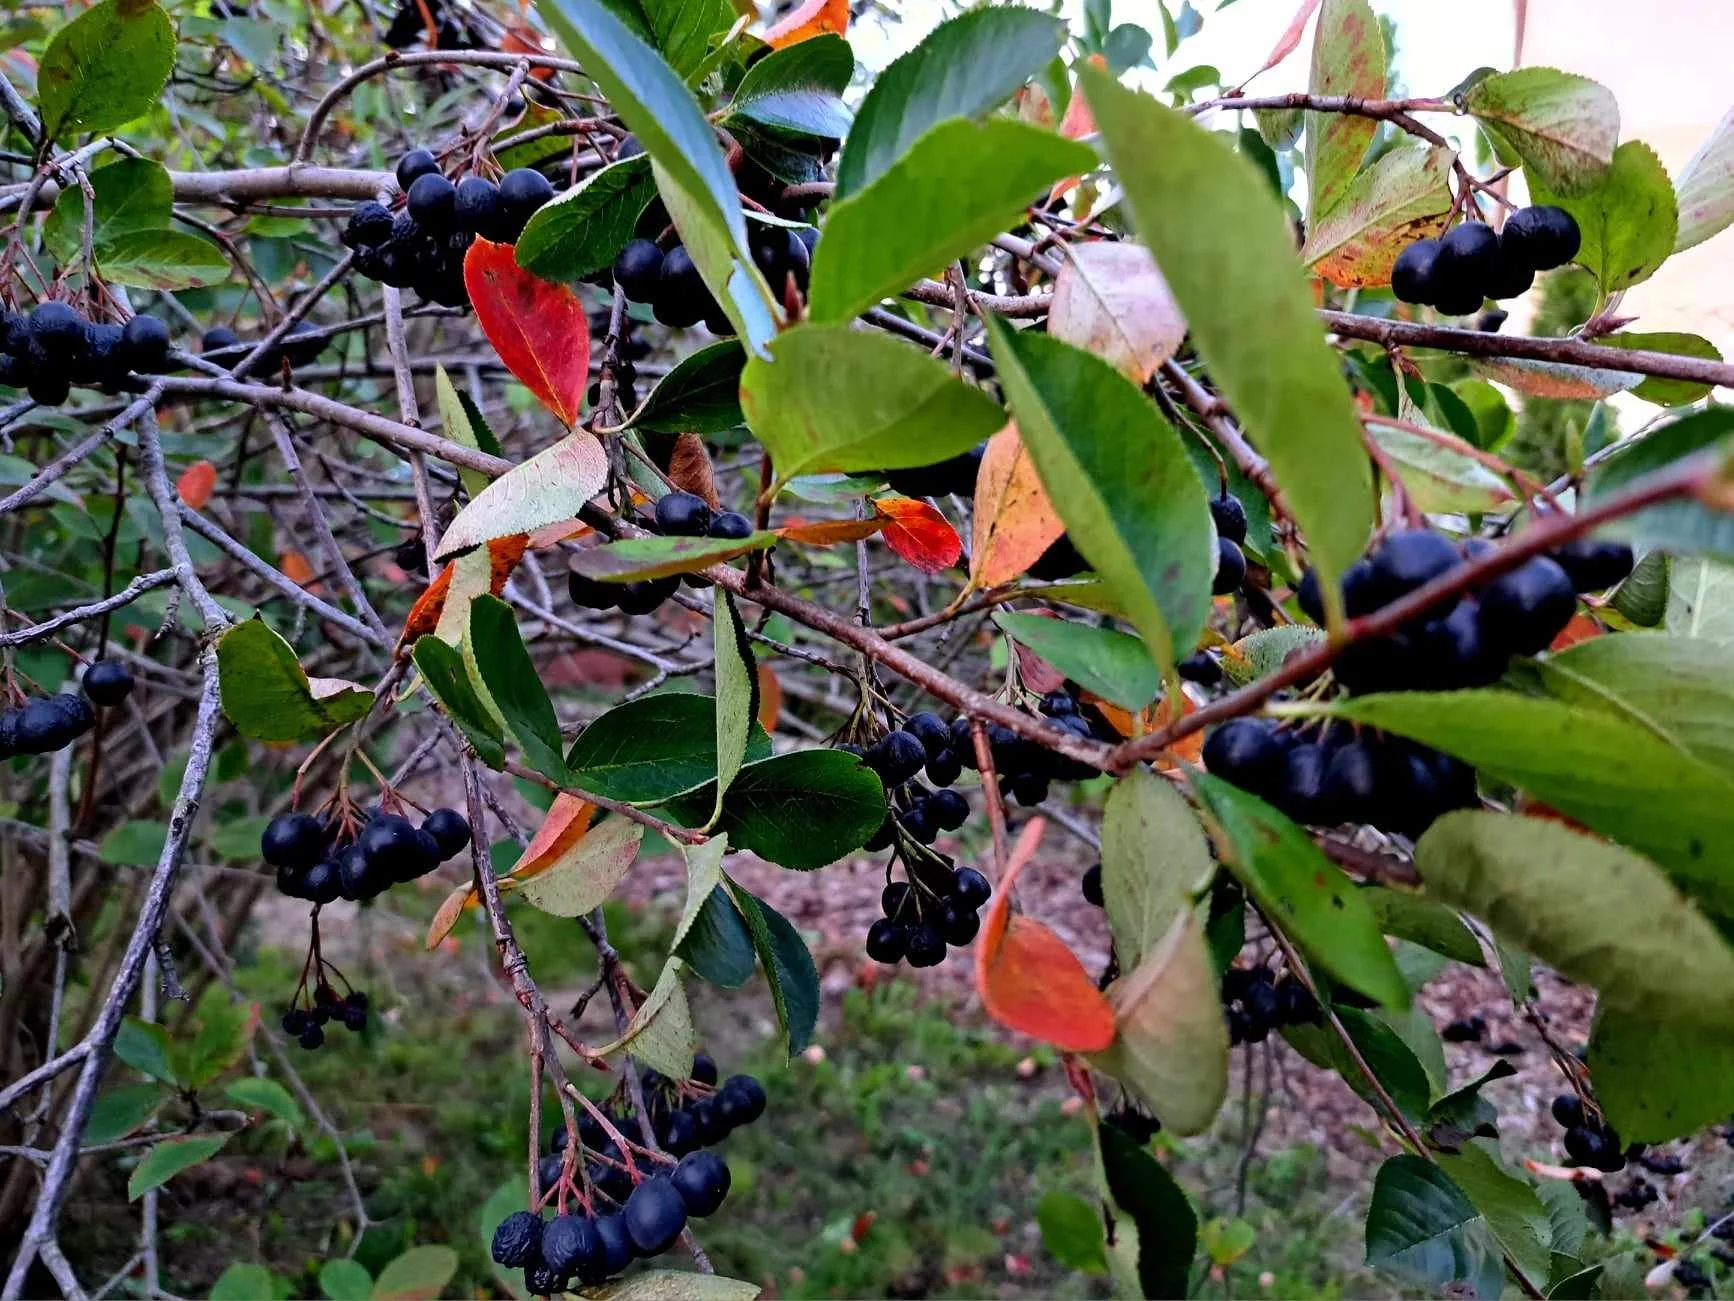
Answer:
[
  {"xmin": 426, "ymin": 883, "xmax": 472, "ymax": 948},
  {"xmin": 509, "ymin": 794, "xmax": 594, "ymax": 881},
  {"xmin": 1247, "ymin": 0, "xmax": 1324, "ymax": 82},
  {"xmin": 401, "ymin": 535, "xmax": 530, "ymax": 647},
  {"xmin": 402, "ymin": 561, "xmax": 455, "ymax": 645},
  {"xmin": 669, "ymin": 433, "xmax": 719, "ymax": 509},
  {"xmin": 1050, "ymin": 241, "xmax": 1188, "ymax": 382},
  {"xmin": 527, "ymin": 518, "xmax": 590, "ymax": 549},
  {"xmin": 763, "ymin": 0, "xmax": 847, "ymax": 48},
  {"xmin": 500, "ymin": 22, "xmax": 559, "ymax": 79},
  {"xmin": 177, "ymin": 459, "xmax": 216, "ymax": 509},
  {"xmin": 971, "ymin": 423, "xmax": 1065, "ymax": 586},
  {"xmin": 1551, "ymin": 612, "xmax": 1603, "ymax": 651},
  {"xmin": 874, "ymin": 495, "xmax": 962, "ymax": 574},
  {"xmin": 1045, "ymin": 54, "xmax": 1105, "ymax": 203},
  {"xmin": 775, "ymin": 517, "xmax": 885, "ymax": 545},
  {"xmin": 756, "ymin": 662, "xmax": 782, "ymax": 733},
  {"xmin": 976, "ymin": 819, "xmax": 1116, "ymax": 1052},
  {"xmin": 464, "ymin": 238, "xmax": 590, "ymax": 426},
  {"xmin": 280, "ymin": 551, "xmax": 319, "ymax": 591}
]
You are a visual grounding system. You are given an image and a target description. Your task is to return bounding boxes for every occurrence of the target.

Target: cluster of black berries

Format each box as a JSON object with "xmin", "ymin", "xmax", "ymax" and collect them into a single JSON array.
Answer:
[
  {"xmin": 261, "ymin": 805, "xmax": 470, "ymax": 905},
  {"xmin": 880, "ymin": 443, "xmax": 983, "ymax": 500},
  {"xmin": 496, "ymin": 1061, "xmax": 762, "ymax": 1297},
  {"xmin": 1221, "ymin": 964, "xmax": 1320, "ymax": 1044},
  {"xmin": 197, "ymin": 322, "xmax": 328, "ymax": 371},
  {"xmin": 1297, "ymin": 527, "xmax": 1634, "ymax": 696},
  {"xmin": 1392, "ymin": 206, "xmax": 1581, "ymax": 315},
  {"xmin": 341, "ymin": 150, "xmax": 554, "ymax": 305},
  {"xmin": 1552, "ymin": 1093, "xmax": 1627, "ymax": 1173},
  {"xmin": 611, "ymin": 226, "xmax": 814, "ymax": 333},
  {"xmin": 567, "ymin": 489, "xmax": 754, "ymax": 617},
  {"xmin": 0, "ymin": 304, "xmax": 173, "ymax": 406},
  {"xmin": 0, "ymin": 660, "xmax": 134, "ymax": 760},
  {"xmin": 865, "ymin": 864, "xmax": 991, "ymax": 968},
  {"xmin": 1614, "ymin": 1176, "xmax": 1659, "ymax": 1213},
  {"xmin": 280, "ymin": 985, "xmax": 367, "ymax": 1051}
]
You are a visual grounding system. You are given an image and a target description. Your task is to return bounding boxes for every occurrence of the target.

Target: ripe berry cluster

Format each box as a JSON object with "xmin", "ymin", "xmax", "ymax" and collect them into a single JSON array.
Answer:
[
  {"xmin": 0, "ymin": 304, "xmax": 173, "ymax": 406},
  {"xmin": 566, "ymin": 490, "xmax": 755, "ymax": 617},
  {"xmin": 1220, "ymin": 963, "xmax": 1320, "ymax": 1044},
  {"xmin": 197, "ymin": 322, "xmax": 327, "ymax": 371},
  {"xmin": 341, "ymin": 149, "xmax": 554, "ymax": 305},
  {"xmin": 1552, "ymin": 1092, "xmax": 1627, "ymax": 1173},
  {"xmin": 865, "ymin": 864, "xmax": 991, "ymax": 968},
  {"xmin": 496, "ymin": 1060, "xmax": 763, "ymax": 1296},
  {"xmin": 1392, "ymin": 206, "xmax": 1581, "ymax": 315},
  {"xmin": 261, "ymin": 805, "xmax": 470, "ymax": 905},
  {"xmin": 1297, "ymin": 527, "xmax": 1634, "ymax": 696},
  {"xmin": 280, "ymin": 985, "xmax": 367, "ymax": 1051},
  {"xmin": 0, "ymin": 660, "xmax": 134, "ymax": 760},
  {"xmin": 611, "ymin": 222, "xmax": 815, "ymax": 334}
]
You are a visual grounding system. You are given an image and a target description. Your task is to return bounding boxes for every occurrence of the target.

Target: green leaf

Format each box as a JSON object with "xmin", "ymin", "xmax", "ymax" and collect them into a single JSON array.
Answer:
[
  {"xmin": 1428, "ymin": 1059, "xmax": 1516, "ymax": 1140},
  {"xmin": 728, "ymin": 879, "xmax": 819, "ymax": 1054},
  {"xmin": 85, "ymin": 1083, "xmax": 164, "ymax": 1145},
  {"xmin": 411, "ymin": 635, "xmax": 505, "ymax": 770},
  {"xmin": 670, "ymin": 750, "xmax": 886, "ymax": 870},
  {"xmin": 567, "ymin": 693, "xmax": 771, "ymax": 805},
  {"xmin": 1601, "ymin": 331, "xmax": 1724, "ymax": 406},
  {"xmin": 593, "ymin": 0, "xmax": 730, "ymax": 80},
  {"xmin": 225, "ymin": 1077, "xmax": 304, "ymax": 1131},
  {"xmin": 1099, "ymin": 766, "xmax": 1214, "ymax": 970},
  {"xmin": 217, "ymin": 620, "xmax": 371, "ymax": 743},
  {"xmin": 1096, "ymin": 1119, "xmax": 1197, "ymax": 1301},
  {"xmin": 1081, "ymin": 67, "xmax": 1373, "ymax": 608},
  {"xmin": 43, "ymin": 157, "xmax": 172, "ymax": 262},
  {"xmin": 1037, "ymin": 1189, "xmax": 1109, "ymax": 1275},
  {"xmin": 568, "ymin": 531, "xmax": 777, "ymax": 582},
  {"xmin": 1529, "ymin": 633, "xmax": 1734, "ymax": 780},
  {"xmin": 1549, "ymin": 1265, "xmax": 1605, "ymax": 1300},
  {"xmin": 1415, "ymin": 811, "xmax": 1734, "ymax": 1029},
  {"xmin": 834, "ymin": 7, "xmax": 1066, "ymax": 198},
  {"xmin": 114, "ymin": 1018, "xmax": 175, "ymax": 1085},
  {"xmin": 630, "ymin": 339, "xmax": 745, "ymax": 434},
  {"xmin": 174, "ymin": 993, "xmax": 259, "ymax": 1088},
  {"xmin": 128, "ymin": 1133, "xmax": 230, "ymax": 1200},
  {"xmin": 1531, "ymin": 141, "xmax": 1678, "ymax": 293},
  {"xmin": 464, "ymin": 595, "xmax": 566, "ymax": 784},
  {"xmin": 1300, "ymin": 144, "xmax": 1454, "ymax": 287},
  {"xmin": 1364, "ymin": 419, "xmax": 1513, "ymax": 514},
  {"xmin": 1191, "ymin": 771, "xmax": 1409, "ymax": 1009},
  {"xmin": 514, "ymin": 155, "xmax": 658, "ymax": 284},
  {"xmin": 100, "ymin": 820, "xmax": 167, "ymax": 868},
  {"xmin": 1304, "ymin": 0, "xmax": 1386, "ymax": 227},
  {"xmin": 371, "ymin": 1245, "xmax": 459, "ymax": 1301},
  {"xmin": 711, "ymin": 592, "xmax": 757, "ymax": 824},
  {"xmin": 740, "ymin": 323, "xmax": 1004, "ymax": 481},
  {"xmin": 1218, "ymin": 625, "xmax": 1326, "ymax": 687},
  {"xmin": 210, "ymin": 1264, "xmax": 276, "ymax": 1301},
  {"xmin": 1669, "ymin": 556, "xmax": 1734, "ymax": 642},
  {"xmin": 985, "ymin": 320, "xmax": 1214, "ymax": 680},
  {"xmin": 1588, "ymin": 1006, "xmax": 1734, "ymax": 1143},
  {"xmin": 515, "ymin": 815, "xmax": 644, "ymax": 917},
  {"xmin": 1584, "ymin": 406, "xmax": 1734, "ymax": 559},
  {"xmin": 1673, "ymin": 107, "xmax": 1734, "ymax": 254},
  {"xmin": 1090, "ymin": 909, "xmax": 1230, "ymax": 1135},
  {"xmin": 578, "ymin": 1273, "xmax": 761, "ymax": 1301},
  {"xmin": 1363, "ymin": 888, "xmax": 1484, "ymax": 966},
  {"xmin": 1449, "ymin": 378, "xmax": 1514, "ymax": 451},
  {"xmin": 319, "ymin": 1258, "xmax": 373, "ymax": 1301},
  {"xmin": 598, "ymin": 959, "xmax": 696, "ymax": 1080},
  {"xmin": 1339, "ymin": 1007, "xmax": 1435, "ymax": 1120},
  {"xmin": 1329, "ymin": 692, "xmax": 1734, "ymax": 910},
  {"xmin": 205, "ymin": 816, "xmax": 273, "ymax": 862},
  {"xmin": 38, "ymin": 0, "xmax": 176, "ymax": 141},
  {"xmin": 1465, "ymin": 67, "xmax": 1619, "ymax": 196},
  {"xmin": 433, "ymin": 431, "xmax": 608, "ymax": 561},
  {"xmin": 1435, "ymin": 1144, "xmax": 1553, "ymax": 1294},
  {"xmin": 672, "ymin": 836, "xmax": 728, "ymax": 957},
  {"xmin": 434, "ymin": 366, "xmax": 501, "ymax": 500},
  {"xmin": 96, "ymin": 229, "xmax": 229, "ymax": 290},
  {"xmin": 808, "ymin": 118, "xmax": 1094, "ymax": 324},
  {"xmin": 1612, "ymin": 550, "xmax": 1669, "ymax": 627},
  {"xmin": 1364, "ymin": 1154, "xmax": 1506, "ymax": 1300},
  {"xmin": 994, "ymin": 613, "xmax": 1158, "ymax": 712},
  {"xmin": 675, "ymin": 884, "xmax": 758, "ymax": 988},
  {"xmin": 1466, "ymin": 353, "xmax": 1641, "ymax": 401},
  {"xmin": 723, "ymin": 34, "xmax": 852, "ymax": 138}
]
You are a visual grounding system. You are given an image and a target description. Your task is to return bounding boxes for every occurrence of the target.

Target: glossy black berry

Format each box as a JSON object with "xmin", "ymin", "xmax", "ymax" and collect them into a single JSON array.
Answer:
[
  {"xmin": 358, "ymin": 813, "xmax": 420, "ymax": 879},
  {"xmin": 867, "ymin": 730, "xmax": 927, "ymax": 785},
  {"xmin": 1552, "ymin": 1093, "xmax": 1586, "ymax": 1128},
  {"xmin": 905, "ymin": 923, "xmax": 946, "ymax": 967},
  {"xmin": 940, "ymin": 901, "xmax": 980, "ymax": 946},
  {"xmin": 655, "ymin": 490, "xmax": 711, "ymax": 537},
  {"xmin": 882, "ymin": 445, "xmax": 985, "ymax": 500},
  {"xmin": 1201, "ymin": 718, "xmax": 1286, "ymax": 796},
  {"xmin": 1369, "ymin": 529, "xmax": 1463, "ymax": 602},
  {"xmin": 613, "ymin": 238, "xmax": 664, "ymax": 302},
  {"xmin": 925, "ymin": 749, "xmax": 962, "ymax": 787},
  {"xmin": 927, "ymin": 789, "xmax": 970, "ymax": 831},
  {"xmin": 1210, "ymin": 493, "xmax": 1247, "ymax": 544},
  {"xmin": 708, "ymin": 510, "xmax": 753, "ymax": 540},
  {"xmin": 1274, "ymin": 977, "xmax": 1321, "ymax": 1026},
  {"xmin": 282, "ymin": 1008, "xmax": 309, "ymax": 1035},
  {"xmin": 119, "ymin": 314, "xmax": 171, "ymax": 373},
  {"xmin": 1552, "ymin": 538, "xmax": 1635, "ymax": 593},
  {"xmin": 496, "ymin": 169, "xmax": 555, "ymax": 239},
  {"xmin": 1484, "ymin": 237, "xmax": 1536, "ymax": 300},
  {"xmin": 261, "ymin": 812, "xmax": 325, "ymax": 868},
  {"xmin": 452, "ymin": 176, "xmax": 500, "ymax": 235},
  {"xmin": 1213, "ymin": 537, "xmax": 1246, "ymax": 595},
  {"xmin": 654, "ymin": 246, "xmax": 708, "ymax": 328},
  {"xmin": 1564, "ymin": 1123, "xmax": 1621, "ymax": 1170},
  {"xmin": 396, "ymin": 149, "xmax": 439, "ymax": 191},
  {"xmin": 1477, "ymin": 555, "xmax": 1576, "ymax": 655},
  {"xmin": 623, "ymin": 1176, "xmax": 687, "ymax": 1256},
  {"xmin": 1178, "ymin": 651, "xmax": 1222, "ymax": 685},
  {"xmin": 541, "ymin": 1212, "xmax": 600, "ymax": 1276},
  {"xmin": 750, "ymin": 224, "xmax": 811, "ymax": 293},
  {"xmin": 671, "ymin": 1150, "xmax": 731, "ymax": 1217},
  {"xmin": 492, "ymin": 1210, "xmax": 544, "ymax": 1268},
  {"xmin": 899, "ymin": 801, "xmax": 937, "ymax": 844},
  {"xmin": 569, "ymin": 569, "xmax": 618, "ymax": 610},
  {"xmin": 1028, "ymin": 533, "xmax": 1087, "ymax": 580},
  {"xmin": 866, "ymin": 918, "xmax": 906, "ymax": 963},
  {"xmin": 30, "ymin": 302, "xmax": 85, "ymax": 358},
  {"xmin": 1279, "ymin": 742, "xmax": 1339, "ymax": 826},
  {"xmin": 81, "ymin": 659, "xmax": 135, "ymax": 707},
  {"xmin": 589, "ymin": 1212, "xmax": 631, "ymax": 1278},
  {"xmin": 1321, "ymin": 739, "xmax": 1382, "ymax": 816},
  {"xmin": 1419, "ymin": 599, "xmax": 1508, "ymax": 690},
  {"xmin": 422, "ymin": 807, "xmax": 471, "ymax": 859},
  {"xmin": 298, "ymin": 1024, "xmax": 324, "ymax": 1050},
  {"xmin": 304, "ymin": 858, "xmax": 342, "ymax": 905},
  {"xmin": 406, "ymin": 172, "xmax": 457, "ymax": 230},
  {"xmin": 1502, "ymin": 205, "xmax": 1581, "ymax": 271},
  {"xmin": 1437, "ymin": 222, "xmax": 1501, "ymax": 292},
  {"xmin": 338, "ymin": 842, "xmax": 390, "ymax": 901},
  {"xmin": 904, "ymin": 711, "xmax": 950, "ymax": 760},
  {"xmin": 1391, "ymin": 237, "xmax": 1443, "ymax": 306},
  {"xmin": 952, "ymin": 866, "xmax": 991, "ymax": 909},
  {"xmin": 716, "ymin": 1074, "xmax": 766, "ymax": 1128}
]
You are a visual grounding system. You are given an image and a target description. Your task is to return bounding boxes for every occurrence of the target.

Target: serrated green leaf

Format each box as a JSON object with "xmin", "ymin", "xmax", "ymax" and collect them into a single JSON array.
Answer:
[
  {"xmin": 1364, "ymin": 419, "xmax": 1512, "ymax": 514},
  {"xmin": 1612, "ymin": 550, "xmax": 1669, "ymax": 627},
  {"xmin": 433, "ymin": 431, "xmax": 608, "ymax": 562},
  {"xmin": 217, "ymin": 620, "xmax": 371, "ymax": 743},
  {"xmin": 435, "ymin": 365, "xmax": 497, "ymax": 499},
  {"xmin": 668, "ymin": 750, "xmax": 885, "ymax": 869},
  {"xmin": 630, "ymin": 339, "xmax": 745, "ymax": 434},
  {"xmin": 206, "ymin": 816, "xmax": 274, "ymax": 862},
  {"xmin": 114, "ymin": 1017, "xmax": 175, "ymax": 1085},
  {"xmin": 1531, "ymin": 141, "xmax": 1678, "ymax": 293},
  {"xmin": 412, "ymin": 634, "xmax": 505, "ymax": 769},
  {"xmin": 514, "ymin": 155, "xmax": 657, "ymax": 284},
  {"xmin": 1100, "ymin": 766, "xmax": 1213, "ymax": 970},
  {"xmin": 85, "ymin": 1083, "xmax": 164, "ymax": 1145},
  {"xmin": 994, "ymin": 612, "xmax": 1158, "ymax": 712},
  {"xmin": 97, "ymin": 229, "xmax": 229, "ymax": 290},
  {"xmin": 596, "ymin": 958, "xmax": 695, "ymax": 1080},
  {"xmin": 711, "ymin": 591, "xmax": 756, "ymax": 824},
  {"xmin": 1219, "ymin": 625, "xmax": 1326, "ymax": 687},
  {"xmin": 128, "ymin": 1133, "xmax": 230, "ymax": 1200},
  {"xmin": 723, "ymin": 34, "xmax": 852, "ymax": 138},
  {"xmin": 464, "ymin": 595, "xmax": 566, "ymax": 783},
  {"xmin": 1588, "ymin": 1006, "xmax": 1734, "ymax": 1143},
  {"xmin": 1435, "ymin": 1143, "xmax": 1552, "ymax": 1293},
  {"xmin": 1584, "ymin": 406, "xmax": 1734, "ymax": 559},
  {"xmin": 1364, "ymin": 888, "xmax": 1484, "ymax": 967},
  {"xmin": 515, "ymin": 815, "xmax": 643, "ymax": 917},
  {"xmin": 43, "ymin": 158, "xmax": 172, "ymax": 263},
  {"xmin": 568, "ymin": 531, "xmax": 777, "ymax": 582},
  {"xmin": 1301, "ymin": 144, "xmax": 1453, "ymax": 288},
  {"xmin": 225, "ymin": 1077, "xmax": 304, "ymax": 1131},
  {"xmin": 1465, "ymin": 67, "xmax": 1618, "ymax": 196},
  {"xmin": 1096, "ymin": 1119, "xmax": 1197, "ymax": 1300},
  {"xmin": 675, "ymin": 884, "xmax": 757, "ymax": 988},
  {"xmin": 101, "ymin": 820, "xmax": 168, "ymax": 868},
  {"xmin": 728, "ymin": 879, "xmax": 818, "ymax": 1054},
  {"xmin": 1037, "ymin": 1188, "xmax": 1109, "ymax": 1274},
  {"xmin": 566, "ymin": 693, "xmax": 771, "ymax": 805},
  {"xmin": 1600, "ymin": 331, "xmax": 1723, "ymax": 406},
  {"xmin": 1365, "ymin": 1154, "xmax": 1507, "ymax": 1299},
  {"xmin": 1305, "ymin": 0, "xmax": 1386, "ymax": 227},
  {"xmin": 39, "ymin": 0, "xmax": 176, "ymax": 141}
]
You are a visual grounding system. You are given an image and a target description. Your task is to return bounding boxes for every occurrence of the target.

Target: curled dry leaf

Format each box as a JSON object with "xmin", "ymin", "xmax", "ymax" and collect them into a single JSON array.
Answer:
[
  {"xmin": 971, "ymin": 422, "xmax": 1065, "ymax": 586},
  {"xmin": 873, "ymin": 495, "xmax": 962, "ymax": 573},
  {"xmin": 510, "ymin": 792, "xmax": 595, "ymax": 880},
  {"xmin": 426, "ymin": 882, "xmax": 471, "ymax": 949},
  {"xmin": 669, "ymin": 433, "xmax": 720, "ymax": 509},
  {"xmin": 177, "ymin": 459, "xmax": 216, "ymax": 509},
  {"xmin": 462, "ymin": 238, "xmax": 590, "ymax": 427},
  {"xmin": 763, "ymin": 0, "xmax": 848, "ymax": 48},
  {"xmin": 775, "ymin": 517, "xmax": 885, "ymax": 545},
  {"xmin": 756, "ymin": 662, "xmax": 782, "ymax": 733},
  {"xmin": 1050, "ymin": 241, "xmax": 1187, "ymax": 383}
]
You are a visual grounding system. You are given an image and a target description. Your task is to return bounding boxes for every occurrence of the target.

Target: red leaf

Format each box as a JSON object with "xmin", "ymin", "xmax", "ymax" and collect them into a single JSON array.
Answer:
[
  {"xmin": 776, "ymin": 517, "xmax": 884, "ymax": 545},
  {"xmin": 463, "ymin": 239, "xmax": 590, "ymax": 427},
  {"xmin": 763, "ymin": 0, "xmax": 848, "ymax": 48},
  {"xmin": 975, "ymin": 820, "xmax": 1117, "ymax": 1052},
  {"xmin": 874, "ymin": 495, "xmax": 962, "ymax": 574},
  {"xmin": 177, "ymin": 459, "xmax": 216, "ymax": 509}
]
